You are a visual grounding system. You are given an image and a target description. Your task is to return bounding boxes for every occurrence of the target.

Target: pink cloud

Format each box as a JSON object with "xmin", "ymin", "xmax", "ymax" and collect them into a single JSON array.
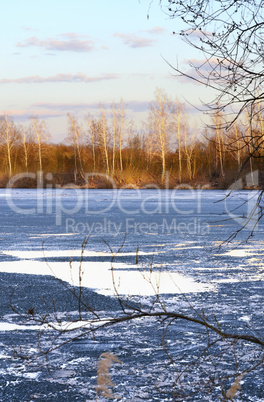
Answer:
[
  {"xmin": 32, "ymin": 102, "xmax": 97, "ymax": 111},
  {"xmin": 114, "ymin": 32, "xmax": 156, "ymax": 48},
  {"xmin": 17, "ymin": 33, "xmax": 95, "ymax": 52},
  {"xmin": 32, "ymin": 100, "xmax": 150, "ymax": 114},
  {"xmin": 0, "ymin": 109, "xmax": 65, "ymax": 121},
  {"xmin": 0, "ymin": 73, "xmax": 120, "ymax": 84},
  {"xmin": 179, "ymin": 29, "xmax": 213, "ymax": 39},
  {"xmin": 0, "ymin": 99, "xmax": 153, "ymax": 124},
  {"xmin": 143, "ymin": 26, "xmax": 166, "ymax": 35}
]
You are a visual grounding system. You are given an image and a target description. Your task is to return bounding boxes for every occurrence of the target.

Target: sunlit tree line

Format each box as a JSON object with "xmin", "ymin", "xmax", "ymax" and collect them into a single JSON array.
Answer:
[{"xmin": 0, "ymin": 89, "xmax": 263, "ymax": 188}]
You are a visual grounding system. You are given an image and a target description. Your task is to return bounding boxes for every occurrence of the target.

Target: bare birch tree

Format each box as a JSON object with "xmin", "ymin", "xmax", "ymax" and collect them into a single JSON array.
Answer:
[
  {"xmin": 85, "ymin": 115, "xmax": 97, "ymax": 172},
  {"xmin": 21, "ymin": 126, "xmax": 29, "ymax": 172},
  {"xmin": 211, "ymin": 109, "xmax": 226, "ymax": 178},
  {"xmin": 118, "ymin": 100, "xmax": 125, "ymax": 174},
  {"xmin": 184, "ymin": 126, "xmax": 198, "ymax": 180},
  {"xmin": 148, "ymin": 88, "xmax": 172, "ymax": 183},
  {"xmin": 112, "ymin": 104, "xmax": 117, "ymax": 176},
  {"xmin": 67, "ymin": 113, "xmax": 85, "ymax": 183},
  {"xmin": 30, "ymin": 117, "xmax": 49, "ymax": 174},
  {"xmin": 99, "ymin": 106, "xmax": 110, "ymax": 176},
  {"xmin": 172, "ymin": 100, "xmax": 186, "ymax": 183},
  {"xmin": 0, "ymin": 115, "xmax": 21, "ymax": 178},
  {"xmin": 20, "ymin": 125, "xmax": 35, "ymax": 172},
  {"xmin": 227, "ymin": 123, "xmax": 245, "ymax": 174}
]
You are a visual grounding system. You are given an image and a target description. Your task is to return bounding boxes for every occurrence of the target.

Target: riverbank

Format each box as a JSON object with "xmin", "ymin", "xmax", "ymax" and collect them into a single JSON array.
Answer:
[{"xmin": 1, "ymin": 170, "xmax": 262, "ymax": 190}]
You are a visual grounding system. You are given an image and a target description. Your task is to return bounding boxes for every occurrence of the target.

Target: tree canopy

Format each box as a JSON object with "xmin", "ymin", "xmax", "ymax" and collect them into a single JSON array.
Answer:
[{"xmin": 159, "ymin": 0, "xmax": 264, "ymax": 126}]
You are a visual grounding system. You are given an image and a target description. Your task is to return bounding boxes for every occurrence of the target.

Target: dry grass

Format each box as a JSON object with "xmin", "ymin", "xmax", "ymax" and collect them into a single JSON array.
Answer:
[
  {"xmin": 96, "ymin": 352, "xmax": 122, "ymax": 400},
  {"xmin": 225, "ymin": 374, "xmax": 244, "ymax": 400}
]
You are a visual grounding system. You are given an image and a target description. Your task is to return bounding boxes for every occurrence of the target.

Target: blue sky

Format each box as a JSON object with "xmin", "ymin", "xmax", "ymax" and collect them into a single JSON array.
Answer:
[{"xmin": 0, "ymin": 0, "xmax": 211, "ymax": 142}]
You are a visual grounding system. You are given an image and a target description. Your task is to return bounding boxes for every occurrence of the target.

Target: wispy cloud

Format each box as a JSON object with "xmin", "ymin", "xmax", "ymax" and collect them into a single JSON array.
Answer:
[
  {"xmin": 0, "ymin": 109, "xmax": 65, "ymax": 121},
  {"xmin": 32, "ymin": 102, "xmax": 96, "ymax": 111},
  {"xmin": 17, "ymin": 33, "xmax": 95, "ymax": 52},
  {"xmin": 114, "ymin": 32, "xmax": 156, "ymax": 48},
  {"xmin": 0, "ymin": 73, "xmax": 120, "ymax": 84},
  {"xmin": 179, "ymin": 29, "xmax": 213, "ymax": 39},
  {"xmin": 126, "ymin": 100, "xmax": 149, "ymax": 112},
  {"xmin": 33, "ymin": 100, "xmax": 150, "ymax": 114},
  {"xmin": 21, "ymin": 26, "xmax": 39, "ymax": 32},
  {"xmin": 143, "ymin": 26, "xmax": 166, "ymax": 35},
  {"xmin": 1, "ymin": 99, "xmax": 151, "ymax": 124}
]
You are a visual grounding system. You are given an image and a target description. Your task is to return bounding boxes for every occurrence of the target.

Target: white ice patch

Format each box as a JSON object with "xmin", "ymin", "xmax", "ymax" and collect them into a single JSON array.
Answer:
[
  {"xmin": 220, "ymin": 248, "xmax": 264, "ymax": 258},
  {"xmin": 172, "ymin": 244, "xmax": 203, "ymax": 250},
  {"xmin": 0, "ymin": 259, "xmax": 213, "ymax": 296},
  {"xmin": 0, "ymin": 322, "xmax": 39, "ymax": 331},
  {"xmin": 0, "ymin": 319, "xmax": 109, "ymax": 333},
  {"xmin": 221, "ymin": 249, "xmax": 252, "ymax": 257},
  {"xmin": 29, "ymin": 233, "xmax": 77, "ymax": 238},
  {"xmin": 23, "ymin": 372, "xmax": 40, "ymax": 379},
  {"xmin": 239, "ymin": 315, "xmax": 251, "ymax": 322}
]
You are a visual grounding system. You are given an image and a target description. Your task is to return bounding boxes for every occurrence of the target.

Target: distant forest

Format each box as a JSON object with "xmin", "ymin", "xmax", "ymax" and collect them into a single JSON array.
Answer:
[{"xmin": 1, "ymin": 89, "xmax": 263, "ymax": 189}]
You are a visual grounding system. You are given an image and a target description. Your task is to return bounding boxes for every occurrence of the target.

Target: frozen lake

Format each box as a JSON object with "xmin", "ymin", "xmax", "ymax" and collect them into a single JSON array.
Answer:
[
  {"xmin": 0, "ymin": 189, "xmax": 263, "ymax": 400},
  {"xmin": 1, "ymin": 188, "xmax": 263, "ymax": 295}
]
